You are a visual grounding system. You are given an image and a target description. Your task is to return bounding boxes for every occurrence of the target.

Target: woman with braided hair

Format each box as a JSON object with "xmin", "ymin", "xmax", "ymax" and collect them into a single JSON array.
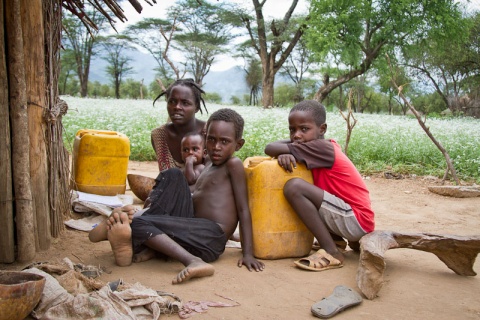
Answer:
[{"xmin": 151, "ymin": 79, "xmax": 208, "ymax": 172}]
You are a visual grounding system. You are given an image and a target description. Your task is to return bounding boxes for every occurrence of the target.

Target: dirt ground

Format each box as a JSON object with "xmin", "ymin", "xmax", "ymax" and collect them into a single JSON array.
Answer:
[{"xmin": 3, "ymin": 161, "xmax": 480, "ymax": 319}]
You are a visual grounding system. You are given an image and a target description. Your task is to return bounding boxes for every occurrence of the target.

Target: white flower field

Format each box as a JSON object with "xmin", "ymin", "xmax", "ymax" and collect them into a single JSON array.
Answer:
[{"xmin": 62, "ymin": 96, "xmax": 480, "ymax": 182}]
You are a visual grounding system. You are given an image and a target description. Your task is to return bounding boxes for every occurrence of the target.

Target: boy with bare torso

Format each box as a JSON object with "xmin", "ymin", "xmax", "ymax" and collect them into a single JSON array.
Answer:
[{"xmin": 93, "ymin": 108, "xmax": 264, "ymax": 284}]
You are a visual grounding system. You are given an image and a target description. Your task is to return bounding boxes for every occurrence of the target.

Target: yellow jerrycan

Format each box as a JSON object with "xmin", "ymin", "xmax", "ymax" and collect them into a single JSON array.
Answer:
[
  {"xmin": 244, "ymin": 156, "xmax": 314, "ymax": 259},
  {"xmin": 72, "ymin": 129, "xmax": 130, "ymax": 196}
]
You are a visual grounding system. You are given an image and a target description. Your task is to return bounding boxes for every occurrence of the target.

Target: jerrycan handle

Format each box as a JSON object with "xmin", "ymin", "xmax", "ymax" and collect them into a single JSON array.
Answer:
[{"xmin": 247, "ymin": 156, "xmax": 273, "ymax": 168}]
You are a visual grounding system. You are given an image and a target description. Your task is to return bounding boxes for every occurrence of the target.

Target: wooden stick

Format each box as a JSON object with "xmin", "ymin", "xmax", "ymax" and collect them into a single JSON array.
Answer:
[{"xmin": 5, "ymin": 0, "xmax": 36, "ymax": 262}]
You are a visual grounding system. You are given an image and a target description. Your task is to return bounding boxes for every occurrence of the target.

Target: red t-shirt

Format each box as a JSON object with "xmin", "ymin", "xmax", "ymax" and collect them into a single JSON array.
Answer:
[{"xmin": 288, "ymin": 139, "xmax": 375, "ymax": 232}]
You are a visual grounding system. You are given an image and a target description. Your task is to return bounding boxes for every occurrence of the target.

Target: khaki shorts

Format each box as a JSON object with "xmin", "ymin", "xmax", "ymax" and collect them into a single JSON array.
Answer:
[{"xmin": 318, "ymin": 191, "xmax": 367, "ymax": 242}]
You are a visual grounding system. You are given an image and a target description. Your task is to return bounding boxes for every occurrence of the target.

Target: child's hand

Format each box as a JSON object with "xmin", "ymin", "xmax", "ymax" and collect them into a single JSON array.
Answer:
[
  {"xmin": 237, "ymin": 254, "xmax": 265, "ymax": 272},
  {"xmin": 185, "ymin": 155, "xmax": 198, "ymax": 165},
  {"xmin": 277, "ymin": 154, "xmax": 297, "ymax": 172}
]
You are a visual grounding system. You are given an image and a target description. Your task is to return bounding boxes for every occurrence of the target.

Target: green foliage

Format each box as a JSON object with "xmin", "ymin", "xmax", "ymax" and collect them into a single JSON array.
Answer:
[
  {"xmin": 242, "ymin": 94, "xmax": 251, "ymax": 105},
  {"xmin": 88, "ymin": 81, "xmax": 112, "ymax": 98},
  {"xmin": 121, "ymin": 79, "xmax": 148, "ymax": 99},
  {"xmin": 274, "ymin": 84, "xmax": 298, "ymax": 107},
  {"xmin": 230, "ymin": 96, "xmax": 241, "ymax": 105},
  {"xmin": 60, "ymin": 77, "xmax": 80, "ymax": 96},
  {"xmin": 205, "ymin": 92, "xmax": 223, "ymax": 104},
  {"xmin": 410, "ymin": 92, "xmax": 446, "ymax": 115},
  {"xmin": 62, "ymin": 5, "xmax": 108, "ymax": 97},
  {"xmin": 148, "ymin": 80, "xmax": 163, "ymax": 100},
  {"xmin": 305, "ymin": 0, "xmax": 466, "ymax": 101}
]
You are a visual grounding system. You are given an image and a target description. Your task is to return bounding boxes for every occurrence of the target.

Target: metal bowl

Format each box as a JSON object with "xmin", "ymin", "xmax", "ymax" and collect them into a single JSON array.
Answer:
[
  {"xmin": 0, "ymin": 271, "xmax": 45, "ymax": 320},
  {"xmin": 127, "ymin": 174, "xmax": 156, "ymax": 201}
]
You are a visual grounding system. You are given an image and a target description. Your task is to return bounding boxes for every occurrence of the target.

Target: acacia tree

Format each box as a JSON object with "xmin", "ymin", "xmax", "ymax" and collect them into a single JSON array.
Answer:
[
  {"xmin": 169, "ymin": 0, "xmax": 235, "ymax": 87},
  {"xmin": 62, "ymin": 5, "xmax": 107, "ymax": 97},
  {"xmin": 403, "ymin": 12, "xmax": 479, "ymax": 117},
  {"xmin": 124, "ymin": 18, "xmax": 176, "ymax": 85},
  {"xmin": 101, "ymin": 35, "xmax": 133, "ymax": 99},
  {"xmin": 58, "ymin": 49, "xmax": 77, "ymax": 95},
  {"xmin": 240, "ymin": 0, "xmax": 305, "ymax": 108},
  {"xmin": 306, "ymin": 0, "xmax": 464, "ymax": 103},
  {"xmin": 279, "ymin": 38, "xmax": 314, "ymax": 103},
  {"xmin": 245, "ymin": 58, "xmax": 262, "ymax": 106},
  {"xmin": 236, "ymin": 43, "xmax": 262, "ymax": 105}
]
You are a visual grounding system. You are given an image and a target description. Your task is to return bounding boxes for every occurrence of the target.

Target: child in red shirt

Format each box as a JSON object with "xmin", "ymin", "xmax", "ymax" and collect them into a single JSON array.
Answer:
[{"xmin": 265, "ymin": 100, "xmax": 375, "ymax": 271}]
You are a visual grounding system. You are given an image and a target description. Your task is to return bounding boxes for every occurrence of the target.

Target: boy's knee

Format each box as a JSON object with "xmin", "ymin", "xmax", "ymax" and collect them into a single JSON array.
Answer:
[{"xmin": 284, "ymin": 178, "xmax": 304, "ymax": 197}]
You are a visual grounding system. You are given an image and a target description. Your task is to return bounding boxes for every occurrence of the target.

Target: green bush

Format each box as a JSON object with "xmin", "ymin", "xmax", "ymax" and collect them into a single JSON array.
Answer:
[{"xmin": 205, "ymin": 92, "xmax": 223, "ymax": 104}]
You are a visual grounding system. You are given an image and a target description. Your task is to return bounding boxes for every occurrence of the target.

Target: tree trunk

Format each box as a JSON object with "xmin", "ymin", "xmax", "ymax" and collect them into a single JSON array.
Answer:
[
  {"xmin": 6, "ymin": 0, "xmax": 36, "ymax": 262},
  {"xmin": 21, "ymin": 0, "xmax": 51, "ymax": 251},
  {"xmin": 261, "ymin": 66, "xmax": 274, "ymax": 108},
  {"xmin": 0, "ymin": 0, "xmax": 15, "ymax": 263}
]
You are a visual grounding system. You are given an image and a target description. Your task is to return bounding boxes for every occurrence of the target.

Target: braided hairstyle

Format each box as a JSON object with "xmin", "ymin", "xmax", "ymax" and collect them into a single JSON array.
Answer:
[{"xmin": 153, "ymin": 78, "xmax": 208, "ymax": 114}]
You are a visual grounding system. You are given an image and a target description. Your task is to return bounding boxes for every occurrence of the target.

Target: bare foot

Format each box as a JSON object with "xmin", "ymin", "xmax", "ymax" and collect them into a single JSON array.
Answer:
[
  {"xmin": 107, "ymin": 212, "xmax": 133, "ymax": 267},
  {"xmin": 172, "ymin": 259, "xmax": 215, "ymax": 284},
  {"xmin": 110, "ymin": 205, "xmax": 137, "ymax": 225},
  {"xmin": 348, "ymin": 240, "xmax": 360, "ymax": 252},
  {"xmin": 133, "ymin": 247, "xmax": 156, "ymax": 263}
]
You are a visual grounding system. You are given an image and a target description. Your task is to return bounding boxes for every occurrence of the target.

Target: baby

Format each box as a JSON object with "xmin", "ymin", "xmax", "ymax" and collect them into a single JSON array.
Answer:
[{"xmin": 180, "ymin": 132, "xmax": 206, "ymax": 193}]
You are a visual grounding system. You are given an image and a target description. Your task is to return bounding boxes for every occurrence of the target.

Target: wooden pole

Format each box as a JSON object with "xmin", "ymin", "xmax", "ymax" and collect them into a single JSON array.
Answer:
[
  {"xmin": 0, "ymin": 0, "xmax": 15, "ymax": 263},
  {"xmin": 6, "ymin": 0, "xmax": 36, "ymax": 262},
  {"xmin": 21, "ymin": 0, "xmax": 51, "ymax": 250}
]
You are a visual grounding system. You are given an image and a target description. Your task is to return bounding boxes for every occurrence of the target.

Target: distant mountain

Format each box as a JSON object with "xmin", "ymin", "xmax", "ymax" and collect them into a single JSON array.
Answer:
[
  {"xmin": 89, "ymin": 49, "xmax": 156, "ymax": 85},
  {"xmin": 204, "ymin": 67, "xmax": 249, "ymax": 103},
  {"xmin": 89, "ymin": 50, "xmax": 249, "ymax": 102}
]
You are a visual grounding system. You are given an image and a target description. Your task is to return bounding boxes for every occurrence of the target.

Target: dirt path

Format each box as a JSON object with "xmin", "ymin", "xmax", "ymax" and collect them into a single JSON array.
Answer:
[{"xmin": 3, "ymin": 161, "xmax": 480, "ymax": 319}]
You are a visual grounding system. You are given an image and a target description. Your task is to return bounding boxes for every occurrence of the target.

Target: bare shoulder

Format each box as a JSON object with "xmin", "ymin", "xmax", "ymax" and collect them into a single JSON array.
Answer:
[
  {"xmin": 225, "ymin": 157, "xmax": 244, "ymax": 171},
  {"xmin": 225, "ymin": 157, "xmax": 246, "ymax": 179}
]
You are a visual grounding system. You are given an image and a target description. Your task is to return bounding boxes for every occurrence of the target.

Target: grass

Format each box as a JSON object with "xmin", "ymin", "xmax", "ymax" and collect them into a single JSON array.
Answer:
[{"xmin": 62, "ymin": 96, "xmax": 480, "ymax": 183}]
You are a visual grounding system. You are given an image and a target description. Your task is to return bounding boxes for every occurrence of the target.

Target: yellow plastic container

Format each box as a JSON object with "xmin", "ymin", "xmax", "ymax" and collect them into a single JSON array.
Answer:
[
  {"xmin": 72, "ymin": 129, "xmax": 130, "ymax": 196},
  {"xmin": 244, "ymin": 156, "xmax": 314, "ymax": 260}
]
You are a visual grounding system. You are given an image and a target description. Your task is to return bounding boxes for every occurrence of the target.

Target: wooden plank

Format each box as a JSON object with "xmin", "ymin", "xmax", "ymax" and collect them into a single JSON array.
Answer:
[
  {"xmin": 21, "ymin": 0, "xmax": 51, "ymax": 250},
  {"xmin": 6, "ymin": 0, "xmax": 36, "ymax": 262},
  {"xmin": 0, "ymin": 0, "xmax": 15, "ymax": 263}
]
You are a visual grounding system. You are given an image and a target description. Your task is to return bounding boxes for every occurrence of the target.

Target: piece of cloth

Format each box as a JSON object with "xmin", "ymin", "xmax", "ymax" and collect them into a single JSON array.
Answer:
[
  {"xmin": 24, "ymin": 267, "xmax": 182, "ymax": 320},
  {"xmin": 318, "ymin": 191, "xmax": 367, "ymax": 242},
  {"xmin": 131, "ymin": 168, "xmax": 227, "ymax": 263},
  {"xmin": 288, "ymin": 139, "xmax": 375, "ymax": 233},
  {"xmin": 151, "ymin": 125, "xmax": 183, "ymax": 172},
  {"xmin": 64, "ymin": 214, "xmax": 106, "ymax": 232}
]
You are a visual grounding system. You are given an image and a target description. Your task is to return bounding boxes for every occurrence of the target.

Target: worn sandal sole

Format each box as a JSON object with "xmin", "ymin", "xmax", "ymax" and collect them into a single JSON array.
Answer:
[{"xmin": 311, "ymin": 285, "xmax": 363, "ymax": 319}]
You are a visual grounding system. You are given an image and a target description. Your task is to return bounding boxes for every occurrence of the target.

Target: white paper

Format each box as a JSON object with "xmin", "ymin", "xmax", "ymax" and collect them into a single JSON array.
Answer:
[
  {"xmin": 64, "ymin": 214, "xmax": 106, "ymax": 232},
  {"xmin": 76, "ymin": 191, "xmax": 124, "ymax": 207}
]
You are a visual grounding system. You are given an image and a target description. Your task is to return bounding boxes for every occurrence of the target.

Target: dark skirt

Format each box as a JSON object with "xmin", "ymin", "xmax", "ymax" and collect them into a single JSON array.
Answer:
[{"xmin": 131, "ymin": 168, "xmax": 227, "ymax": 262}]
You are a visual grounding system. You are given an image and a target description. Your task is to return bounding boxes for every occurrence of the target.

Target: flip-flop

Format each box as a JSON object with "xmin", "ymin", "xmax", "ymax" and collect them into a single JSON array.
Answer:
[
  {"xmin": 293, "ymin": 249, "xmax": 343, "ymax": 271},
  {"xmin": 311, "ymin": 285, "xmax": 363, "ymax": 319}
]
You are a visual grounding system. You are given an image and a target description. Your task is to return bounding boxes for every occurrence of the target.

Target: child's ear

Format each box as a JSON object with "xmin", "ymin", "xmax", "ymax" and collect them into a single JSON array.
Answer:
[
  {"xmin": 320, "ymin": 123, "xmax": 327, "ymax": 135},
  {"xmin": 235, "ymin": 138, "xmax": 245, "ymax": 151}
]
